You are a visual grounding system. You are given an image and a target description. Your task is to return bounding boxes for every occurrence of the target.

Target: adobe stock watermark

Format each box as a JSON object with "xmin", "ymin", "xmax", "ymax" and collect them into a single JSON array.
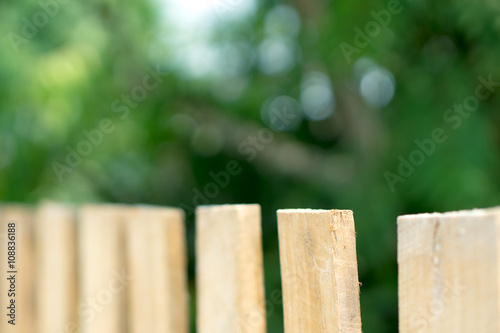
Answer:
[
  {"xmin": 51, "ymin": 66, "xmax": 166, "ymax": 183},
  {"xmin": 385, "ymin": 74, "xmax": 499, "ymax": 192},
  {"xmin": 179, "ymin": 105, "xmax": 298, "ymax": 218},
  {"xmin": 56, "ymin": 268, "xmax": 133, "ymax": 333},
  {"xmin": 340, "ymin": 0, "xmax": 406, "ymax": 63},
  {"xmin": 7, "ymin": 0, "xmax": 70, "ymax": 53},
  {"xmin": 409, "ymin": 277, "xmax": 466, "ymax": 332}
]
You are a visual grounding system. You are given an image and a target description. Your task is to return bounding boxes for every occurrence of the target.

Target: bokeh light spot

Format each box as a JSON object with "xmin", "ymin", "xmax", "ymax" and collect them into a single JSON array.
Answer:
[
  {"xmin": 300, "ymin": 71, "xmax": 335, "ymax": 120},
  {"xmin": 260, "ymin": 96, "xmax": 302, "ymax": 132},
  {"xmin": 359, "ymin": 66, "xmax": 395, "ymax": 109},
  {"xmin": 257, "ymin": 37, "xmax": 298, "ymax": 76}
]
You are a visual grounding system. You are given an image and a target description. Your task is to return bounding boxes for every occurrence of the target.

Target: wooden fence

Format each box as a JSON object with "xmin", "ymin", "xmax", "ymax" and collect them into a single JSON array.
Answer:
[{"xmin": 0, "ymin": 202, "xmax": 497, "ymax": 332}]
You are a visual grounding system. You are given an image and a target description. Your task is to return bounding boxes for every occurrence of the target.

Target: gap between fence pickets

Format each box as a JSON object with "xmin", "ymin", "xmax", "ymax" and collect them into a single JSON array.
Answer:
[
  {"xmin": 277, "ymin": 209, "xmax": 362, "ymax": 333},
  {"xmin": 196, "ymin": 204, "xmax": 266, "ymax": 333},
  {"xmin": 398, "ymin": 207, "xmax": 500, "ymax": 333}
]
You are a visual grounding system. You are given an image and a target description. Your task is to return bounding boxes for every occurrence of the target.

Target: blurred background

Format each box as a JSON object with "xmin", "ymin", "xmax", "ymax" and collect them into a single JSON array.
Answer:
[{"xmin": 2, "ymin": 0, "xmax": 500, "ymax": 331}]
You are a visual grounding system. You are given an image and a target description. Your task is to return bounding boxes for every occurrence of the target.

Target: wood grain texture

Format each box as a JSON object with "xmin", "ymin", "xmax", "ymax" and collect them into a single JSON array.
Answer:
[
  {"xmin": 277, "ymin": 209, "xmax": 362, "ymax": 333},
  {"xmin": 124, "ymin": 205, "xmax": 188, "ymax": 333},
  {"xmin": 398, "ymin": 209, "xmax": 500, "ymax": 333},
  {"xmin": 0, "ymin": 204, "xmax": 35, "ymax": 333},
  {"xmin": 196, "ymin": 204, "xmax": 266, "ymax": 333},
  {"xmin": 35, "ymin": 202, "xmax": 77, "ymax": 333},
  {"xmin": 78, "ymin": 204, "xmax": 127, "ymax": 333}
]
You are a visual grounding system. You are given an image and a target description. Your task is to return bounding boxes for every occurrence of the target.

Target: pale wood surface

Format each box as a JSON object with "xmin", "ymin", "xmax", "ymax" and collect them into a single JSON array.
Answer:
[
  {"xmin": 35, "ymin": 202, "xmax": 77, "ymax": 333},
  {"xmin": 398, "ymin": 209, "xmax": 500, "ymax": 332},
  {"xmin": 0, "ymin": 204, "xmax": 35, "ymax": 333},
  {"xmin": 277, "ymin": 209, "xmax": 362, "ymax": 333},
  {"xmin": 124, "ymin": 205, "xmax": 188, "ymax": 333},
  {"xmin": 78, "ymin": 204, "xmax": 127, "ymax": 333},
  {"xmin": 196, "ymin": 204, "xmax": 266, "ymax": 333}
]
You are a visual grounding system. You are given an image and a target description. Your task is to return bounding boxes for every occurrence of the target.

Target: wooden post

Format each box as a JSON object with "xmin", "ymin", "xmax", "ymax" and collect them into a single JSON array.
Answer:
[
  {"xmin": 34, "ymin": 202, "xmax": 77, "ymax": 333},
  {"xmin": 78, "ymin": 204, "xmax": 127, "ymax": 333},
  {"xmin": 196, "ymin": 204, "xmax": 266, "ymax": 333},
  {"xmin": 124, "ymin": 205, "xmax": 188, "ymax": 333},
  {"xmin": 398, "ymin": 209, "xmax": 500, "ymax": 332},
  {"xmin": 0, "ymin": 204, "xmax": 35, "ymax": 333},
  {"xmin": 277, "ymin": 209, "xmax": 362, "ymax": 333}
]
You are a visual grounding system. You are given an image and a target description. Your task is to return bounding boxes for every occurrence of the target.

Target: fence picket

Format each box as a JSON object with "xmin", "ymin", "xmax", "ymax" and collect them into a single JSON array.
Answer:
[
  {"xmin": 35, "ymin": 202, "xmax": 77, "ymax": 333},
  {"xmin": 277, "ymin": 209, "xmax": 362, "ymax": 333},
  {"xmin": 196, "ymin": 204, "xmax": 266, "ymax": 333},
  {"xmin": 124, "ymin": 205, "xmax": 188, "ymax": 333},
  {"xmin": 0, "ymin": 204, "xmax": 35, "ymax": 333},
  {"xmin": 398, "ymin": 209, "xmax": 500, "ymax": 332},
  {"xmin": 78, "ymin": 205, "xmax": 127, "ymax": 333}
]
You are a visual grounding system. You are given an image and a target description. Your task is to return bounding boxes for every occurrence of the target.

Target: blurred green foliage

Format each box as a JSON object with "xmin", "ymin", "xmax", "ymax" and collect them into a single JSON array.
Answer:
[{"xmin": 2, "ymin": 0, "xmax": 500, "ymax": 331}]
